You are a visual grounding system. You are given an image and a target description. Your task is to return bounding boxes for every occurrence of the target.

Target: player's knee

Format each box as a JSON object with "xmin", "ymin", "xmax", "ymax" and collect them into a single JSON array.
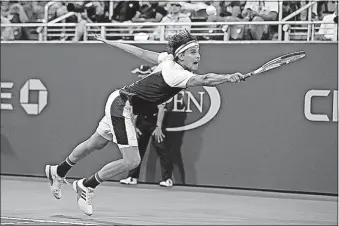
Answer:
[{"xmin": 123, "ymin": 153, "xmax": 141, "ymax": 170}]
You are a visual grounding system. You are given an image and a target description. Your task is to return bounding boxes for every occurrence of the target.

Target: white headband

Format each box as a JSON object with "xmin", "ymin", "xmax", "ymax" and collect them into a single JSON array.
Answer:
[{"xmin": 174, "ymin": 41, "xmax": 199, "ymax": 57}]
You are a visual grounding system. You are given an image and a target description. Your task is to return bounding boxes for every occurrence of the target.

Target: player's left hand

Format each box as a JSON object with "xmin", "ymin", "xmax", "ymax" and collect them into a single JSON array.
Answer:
[{"xmin": 152, "ymin": 127, "xmax": 165, "ymax": 143}]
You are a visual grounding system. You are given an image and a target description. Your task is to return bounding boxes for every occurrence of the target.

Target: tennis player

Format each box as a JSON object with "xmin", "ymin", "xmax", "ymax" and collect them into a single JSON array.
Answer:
[{"xmin": 45, "ymin": 30, "xmax": 245, "ymax": 216}]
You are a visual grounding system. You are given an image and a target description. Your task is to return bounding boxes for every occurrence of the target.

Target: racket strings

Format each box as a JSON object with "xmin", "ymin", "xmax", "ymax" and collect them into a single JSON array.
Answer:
[
  {"xmin": 280, "ymin": 55, "xmax": 305, "ymax": 65},
  {"xmin": 263, "ymin": 53, "xmax": 305, "ymax": 70},
  {"xmin": 247, "ymin": 51, "xmax": 306, "ymax": 78}
]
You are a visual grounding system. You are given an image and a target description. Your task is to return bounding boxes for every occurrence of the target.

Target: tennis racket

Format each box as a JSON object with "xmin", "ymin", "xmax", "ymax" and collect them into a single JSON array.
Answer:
[{"xmin": 241, "ymin": 51, "xmax": 306, "ymax": 80}]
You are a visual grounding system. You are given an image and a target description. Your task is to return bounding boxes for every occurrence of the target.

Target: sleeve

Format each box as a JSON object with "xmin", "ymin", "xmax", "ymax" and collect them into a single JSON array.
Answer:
[
  {"xmin": 162, "ymin": 61, "xmax": 195, "ymax": 88},
  {"xmin": 158, "ymin": 52, "xmax": 169, "ymax": 64}
]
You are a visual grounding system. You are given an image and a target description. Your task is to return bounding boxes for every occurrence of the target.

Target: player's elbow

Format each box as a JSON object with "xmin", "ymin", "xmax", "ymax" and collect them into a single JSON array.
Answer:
[
  {"xmin": 187, "ymin": 74, "xmax": 217, "ymax": 87},
  {"xmin": 199, "ymin": 74, "xmax": 219, "ymax": 86}
]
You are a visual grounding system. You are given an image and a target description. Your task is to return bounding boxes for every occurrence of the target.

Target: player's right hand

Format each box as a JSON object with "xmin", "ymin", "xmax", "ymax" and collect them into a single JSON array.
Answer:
[{"xmin": 229, "ymin": 72, "xmax": 244, "ymax": 83}]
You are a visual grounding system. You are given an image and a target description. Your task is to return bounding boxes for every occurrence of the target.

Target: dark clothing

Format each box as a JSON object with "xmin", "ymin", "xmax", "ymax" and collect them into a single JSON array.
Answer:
[
  {"xmin": 112, "ymin": 1, "xmax": 140, "ymax": 22},
  {"xmin": 139, "ymin": 3, "xmax": 167, "ymax": 19},
  {"xmin": 120, "ymin": 70, "xmax": 182, "ymax": 115},
  {"xmin": 128, "ymin": 112, "xmax": 172, "ymax": 181}
]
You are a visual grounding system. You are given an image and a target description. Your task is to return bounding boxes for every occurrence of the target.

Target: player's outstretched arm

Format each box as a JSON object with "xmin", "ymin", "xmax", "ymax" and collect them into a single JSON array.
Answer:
[
  {"xmin": 186, "ymin": 72, "xmax": 245, "ymax": 87},
  {"xmin": 95, "ymin": 34, "xmax": 160, "ymax": 64}
]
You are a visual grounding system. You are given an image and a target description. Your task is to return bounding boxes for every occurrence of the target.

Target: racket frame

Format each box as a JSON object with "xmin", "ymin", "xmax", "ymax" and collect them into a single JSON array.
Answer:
[{"xmin": 242, "ymin": 51, "xmax": 306, "ymax": 80}]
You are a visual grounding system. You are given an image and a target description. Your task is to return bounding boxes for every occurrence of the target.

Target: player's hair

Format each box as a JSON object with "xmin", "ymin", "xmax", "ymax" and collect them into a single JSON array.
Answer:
[{"xmin": 166, "ymin": 30, "xmax": 198, "ymax": 57}]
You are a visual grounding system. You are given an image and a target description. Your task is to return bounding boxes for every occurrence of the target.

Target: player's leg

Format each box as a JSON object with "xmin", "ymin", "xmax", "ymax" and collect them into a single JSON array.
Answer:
[
  {"xmin": 121, "ymin": 116, "xmax": 152, "ymax": 185},
  {"xmin": 150, "ymin": 132, "xmax": 173, "ymax": 187},
  {"xmin": 72, "ymin": 92, "xmax": 141, "ymax": 215},
  {"xmin": 97, "ymin": 145, "xmax": 141, "ymax": 182},
  {"xmin": 45, "ymin": 118, "xmax": 111, "ymax": 199},
  {"xmin": 73, "ymin": 140, "xmax": 140, "ymax": 216},
  {"xmin": 67, "ymin": 116, "xmax": 113, "ymax": 164}
]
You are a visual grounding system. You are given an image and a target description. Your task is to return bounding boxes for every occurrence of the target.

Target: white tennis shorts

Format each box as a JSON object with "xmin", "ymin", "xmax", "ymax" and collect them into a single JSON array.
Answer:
[{"xmin": 96, "ymin": 90, "xmax": 138, "ymax": 148}]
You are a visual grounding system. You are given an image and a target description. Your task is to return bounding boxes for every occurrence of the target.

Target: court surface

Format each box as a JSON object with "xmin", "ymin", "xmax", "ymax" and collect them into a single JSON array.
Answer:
[{"xmin": 1, "ymin": 175, "xmax": 337, "ymax": 225}]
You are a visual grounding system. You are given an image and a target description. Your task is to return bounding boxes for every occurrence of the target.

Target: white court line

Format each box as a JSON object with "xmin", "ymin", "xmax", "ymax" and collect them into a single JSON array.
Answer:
[
  {"xmin": 2, "ymin": 222, "xmax": 33, "ymax": 225},
  {"xmin": 1, "ymin": 216, "xmax": 99, "ymax": 225},
  {"xmin": 2, "ymin": 223, "xmax": 28, "ymax": 225}
]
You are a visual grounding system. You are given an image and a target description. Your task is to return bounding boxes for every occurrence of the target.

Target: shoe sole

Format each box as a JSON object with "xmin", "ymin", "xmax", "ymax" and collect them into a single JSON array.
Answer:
[{"xmin": 45, "ymin": 165, "xmax": 61, "ymax": 199}]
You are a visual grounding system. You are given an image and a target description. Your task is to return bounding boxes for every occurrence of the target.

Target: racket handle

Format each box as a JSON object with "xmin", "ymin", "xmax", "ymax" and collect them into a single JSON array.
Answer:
[{"xmin": 241, "ymin": 72, "xmax": 254, "ymax": 81}]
